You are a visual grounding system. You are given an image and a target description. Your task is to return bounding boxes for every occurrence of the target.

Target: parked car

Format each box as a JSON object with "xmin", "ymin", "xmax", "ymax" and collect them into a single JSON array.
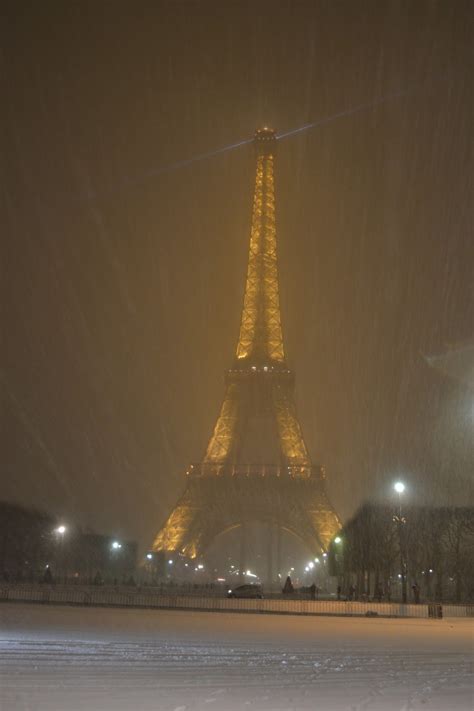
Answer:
[{"xmin": 227, "ymin": 584, "xmax": 263, "ymax": 599}]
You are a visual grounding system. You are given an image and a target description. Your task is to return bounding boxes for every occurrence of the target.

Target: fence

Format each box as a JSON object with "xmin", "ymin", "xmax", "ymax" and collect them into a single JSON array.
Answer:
[{"xmin": 1, "ymin": 584, "xmax": 472, "ymax": 618}]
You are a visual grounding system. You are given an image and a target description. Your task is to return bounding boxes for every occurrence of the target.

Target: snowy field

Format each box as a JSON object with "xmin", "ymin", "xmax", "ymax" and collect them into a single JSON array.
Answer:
[{"xmin": 0, "ymin": 604, "xmax": 472, "ymax": 711}]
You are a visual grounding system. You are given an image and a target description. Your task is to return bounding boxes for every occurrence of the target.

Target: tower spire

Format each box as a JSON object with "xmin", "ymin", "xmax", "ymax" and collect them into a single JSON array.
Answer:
[{"xmin": 236, "ymin": 127, "xmax": 285, "ymax": 365}]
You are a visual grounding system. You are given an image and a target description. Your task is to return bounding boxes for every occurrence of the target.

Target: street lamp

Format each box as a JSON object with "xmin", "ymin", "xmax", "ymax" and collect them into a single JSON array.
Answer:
[
  {"xmin": 109, "ymin": 541, "xmax": 122, "ymax": 585},
  {"xmin": 54, "ymin": 525, "xmax": 67, "ymax": 582},
  {"xmin": 393, "ymin": 481, "xmax": 407, "ymax": 603}
]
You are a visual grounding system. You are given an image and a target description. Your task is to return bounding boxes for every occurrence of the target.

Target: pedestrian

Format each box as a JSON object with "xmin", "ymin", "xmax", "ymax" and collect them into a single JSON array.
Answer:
[
  {"xmin": 282, "ymin": 575, "xmax": 294, "ymax": 594},
  {"xmin": 336, "ymin": 584, "xmax": 341, "ymax": 600},
  {"xmin": 348, "ymin": 584, "xmax": 355, "ymax": 601},
  {"xmin": 412, "ymin": 582, "xmax": 420, "ymax": 604}
]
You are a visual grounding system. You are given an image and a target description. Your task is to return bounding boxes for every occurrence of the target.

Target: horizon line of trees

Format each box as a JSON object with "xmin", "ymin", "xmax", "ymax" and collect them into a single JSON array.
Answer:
[
  {"xmin": 0, "ymin": 500, "xmax": 138, "ymax": 585},
  {"xmin": 328, "ymin": 501, "xmax": 474, "ymax": 603}
]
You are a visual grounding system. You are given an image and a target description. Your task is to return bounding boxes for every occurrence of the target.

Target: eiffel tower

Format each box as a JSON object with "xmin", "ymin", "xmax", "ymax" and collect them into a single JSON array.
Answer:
[{"xmin": 151, "ymin": 127, "xmax": 340, "ymax": 580}]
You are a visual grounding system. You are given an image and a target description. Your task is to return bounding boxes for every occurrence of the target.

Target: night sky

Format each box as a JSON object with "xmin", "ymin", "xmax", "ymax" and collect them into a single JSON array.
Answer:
[{"xmin": 3, "ymin": 1, "xmax": 473, "ymax": 551}]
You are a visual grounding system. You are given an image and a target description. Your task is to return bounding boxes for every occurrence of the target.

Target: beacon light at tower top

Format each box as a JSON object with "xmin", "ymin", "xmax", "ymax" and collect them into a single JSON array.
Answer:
[
  {"xmin": 81, "ymin": 88, "xmax": 413, "ymax": 203},
  {"xmin": 254, "ymin": 126, "xmax": 277, "ymax": 157},
  {"xmin": 255, "ymin": 126, "xmax": 276, "ymax": 140}
]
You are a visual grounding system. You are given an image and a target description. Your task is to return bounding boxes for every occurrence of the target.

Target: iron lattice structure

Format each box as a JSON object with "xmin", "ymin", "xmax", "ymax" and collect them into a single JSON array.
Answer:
[{"xmin": 152, "ymin": 128, "xmax": 340, "ymax": 561}]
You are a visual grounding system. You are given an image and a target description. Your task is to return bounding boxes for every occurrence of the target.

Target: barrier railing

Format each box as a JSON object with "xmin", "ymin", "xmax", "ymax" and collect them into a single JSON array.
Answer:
[{"xmin": 1, "ymin": 585, "xmax": 472, "ymax": 618}]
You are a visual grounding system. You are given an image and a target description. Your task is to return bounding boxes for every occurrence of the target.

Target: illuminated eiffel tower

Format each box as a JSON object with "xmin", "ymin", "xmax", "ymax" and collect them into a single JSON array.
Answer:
[{"xmin": 151, "ymin": 128, "xmax": 340, "ymax": 579}]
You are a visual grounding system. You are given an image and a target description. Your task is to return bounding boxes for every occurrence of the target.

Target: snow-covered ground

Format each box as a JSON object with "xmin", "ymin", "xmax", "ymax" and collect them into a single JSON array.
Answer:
[{"xmin": 0, "ymin": 604, "xmax": 472, "ymax": 711}]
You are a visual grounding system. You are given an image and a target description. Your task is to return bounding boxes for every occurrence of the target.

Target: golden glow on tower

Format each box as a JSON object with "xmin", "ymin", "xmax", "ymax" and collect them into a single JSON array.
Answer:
[
  {"xmin": 236, "ymin": 150, "xmax": 285, "ymax": 363},
  {"xmin": 273, "ymin": 386, "xmax": 311, "ymax": 466},
  {"xmin": 152, "ymin": 503, "xmax": 198, "ymax": 559},
  {"xmin": 204, "ymin": 381, "xmax": 239, "ymax": 463},
  {"xmin": 150, "ymin": 126, "xmax": 342, "ymax": 558}
]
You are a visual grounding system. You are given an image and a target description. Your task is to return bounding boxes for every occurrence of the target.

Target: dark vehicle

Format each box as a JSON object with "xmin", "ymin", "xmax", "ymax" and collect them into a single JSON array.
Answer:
[{"xmin": 227, "ymin": 584, "xmax": 263, "ymax": 599}]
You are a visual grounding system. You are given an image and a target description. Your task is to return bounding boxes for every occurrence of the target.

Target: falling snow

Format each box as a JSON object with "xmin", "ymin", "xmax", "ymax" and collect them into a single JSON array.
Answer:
[
  {"xmin": 2, "ymin": 3, "xmax": 473, "ymax": 707},
  {"xmin": 3, "ymin": 3, "xmax": 472, "ymax": 551}
]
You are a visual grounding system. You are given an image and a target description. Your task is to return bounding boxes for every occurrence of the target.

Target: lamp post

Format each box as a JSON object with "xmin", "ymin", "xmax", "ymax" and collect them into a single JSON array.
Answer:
[
  {"xmin": 332, "ymin": 537, "xmax": 343, "ymax": 588},
  {"xmin": 54, "ymin": 525, "xmax": 67, "ymax": 583},
  {"xmin": 110, "ymin": 541, "xmax": 122, "ymax": 584},
  {"xmin": 393, "ymin": 482, "xmax": 407, "ymax": 603},
  {"xmin": 145, "ymin": 553, "xmax": 154, "ymax": 584}
]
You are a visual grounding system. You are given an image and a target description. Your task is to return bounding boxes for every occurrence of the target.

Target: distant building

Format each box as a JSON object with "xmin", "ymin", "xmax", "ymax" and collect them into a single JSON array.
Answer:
[{"xmin": 0, "ymin": 501, "xmax": 54, "ymax": 581}]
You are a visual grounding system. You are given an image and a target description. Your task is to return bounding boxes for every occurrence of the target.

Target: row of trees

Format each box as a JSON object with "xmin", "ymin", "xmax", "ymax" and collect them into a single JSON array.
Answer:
[
  {"xmin": 0, "ymin": 501, "xmax": 138, "ymax": 584},
  {"xmin": 328, "ymin": 503, "xmax": 474, "ymax": 602}
]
